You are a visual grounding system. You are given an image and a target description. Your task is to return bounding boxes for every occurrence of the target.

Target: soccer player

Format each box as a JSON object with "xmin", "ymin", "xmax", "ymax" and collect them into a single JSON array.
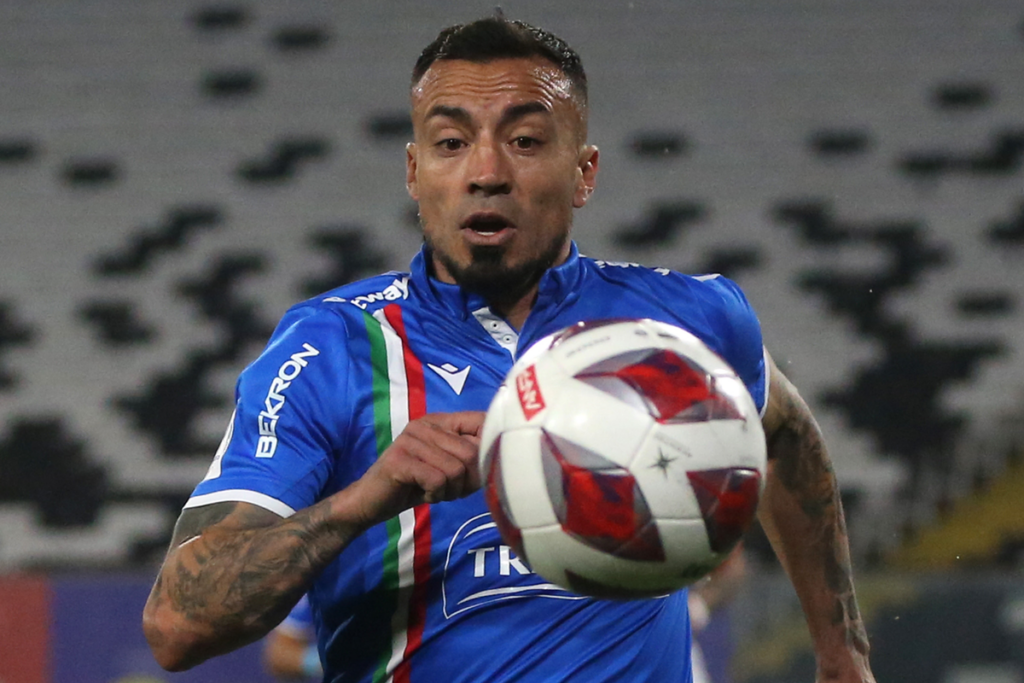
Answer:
[{"xmin": 143, "ymin": 17, "xmax": 876, "ymax": 683}]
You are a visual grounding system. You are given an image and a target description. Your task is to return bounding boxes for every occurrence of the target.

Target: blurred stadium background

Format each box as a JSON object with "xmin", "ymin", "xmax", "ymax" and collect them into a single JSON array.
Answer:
[{"xmin": 0, "ymin": 1, "xmax": 1023, "ymax": 681}]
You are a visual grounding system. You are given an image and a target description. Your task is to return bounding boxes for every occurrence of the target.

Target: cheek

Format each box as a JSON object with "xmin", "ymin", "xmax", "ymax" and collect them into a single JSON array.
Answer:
[
  {"xmin": 415, "ymin": 176, "xmax": 456, "ymax": 214},
  {"xmin": 526, "ymin": 169, "xmax": 578, "ymax": 212}
]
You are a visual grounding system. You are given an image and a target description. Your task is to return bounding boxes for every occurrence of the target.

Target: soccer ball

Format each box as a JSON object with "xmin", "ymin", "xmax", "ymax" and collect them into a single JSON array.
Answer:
[{"xmin": 479, "ymin": 318, "xmax": 767, "ymax": 599}]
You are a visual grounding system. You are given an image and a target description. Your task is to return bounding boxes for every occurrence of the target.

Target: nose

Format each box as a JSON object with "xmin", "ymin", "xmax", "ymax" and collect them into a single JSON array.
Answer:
[{"xmin": 467, "ymin": 141, "xmax": 511, "ymax": 196}]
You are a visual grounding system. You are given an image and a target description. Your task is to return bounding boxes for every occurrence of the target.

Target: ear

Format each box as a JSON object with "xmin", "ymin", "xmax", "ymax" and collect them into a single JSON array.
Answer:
[
  {"xmin": 572, "ymin": 145, "xmax": 599, "ymax": 209},
  {"xmin": 405, "ymin": 142, "xmax": 419, "ymax": 200}
]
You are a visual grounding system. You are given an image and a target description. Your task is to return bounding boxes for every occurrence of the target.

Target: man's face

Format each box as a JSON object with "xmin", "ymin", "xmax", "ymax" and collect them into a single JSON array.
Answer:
[{"xmin": 406, "ymin": 57, "xmax": 598, "ymax": 302}]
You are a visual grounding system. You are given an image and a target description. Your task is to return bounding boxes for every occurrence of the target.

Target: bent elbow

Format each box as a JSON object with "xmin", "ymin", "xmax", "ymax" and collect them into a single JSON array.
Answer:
[{"xmin": 142, "ymin": 603, "xmax": 203, "ymax": 672}]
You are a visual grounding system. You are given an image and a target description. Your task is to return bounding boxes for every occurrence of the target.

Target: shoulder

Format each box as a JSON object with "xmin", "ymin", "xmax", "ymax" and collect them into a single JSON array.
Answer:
[
  {"xmin": 311, "ymin": 271, "xmax": 412, "ymax": 313},
  {"xmin": 582, "ymin": 257, "xmax": 752, "ymax": 314},
  {"xmin": 243, "ymin": 272, "xmax": 413, "ymax": 382},
  {"xmin": 681, "ymin": 272, "xmax": 759, "ymax": 323},
  {"xmin": 268, "ymin": 270, "xmax": 413, "ymax": 338},
  {"xmin": 580, "ymin": 257, "xmax": 766, "ymax": 406},
  {"xmin": 583, "ymin": 257, "xmax": 674, "ymax": 282}
]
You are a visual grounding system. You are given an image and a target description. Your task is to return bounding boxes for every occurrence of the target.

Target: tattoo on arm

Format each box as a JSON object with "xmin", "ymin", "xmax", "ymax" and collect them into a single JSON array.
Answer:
[
  {"xmin": 765, "ymin": 370, "xmax": 871, "ymax": 657},
  {"xmin": 766, "ymin": 397, "xmax": 841, "ymax": 523},
  {"xmin": 150, "ymin": 498, "xmax": 358, "ymax": 657},
  {"xmin": 169, "ymin": 502, "xmax": 246, "ymax": 546}
]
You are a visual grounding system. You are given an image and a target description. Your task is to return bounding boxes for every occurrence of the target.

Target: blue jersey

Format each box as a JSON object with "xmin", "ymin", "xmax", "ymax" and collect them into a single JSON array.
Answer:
[
  {"xmin": 187, "ymin": 243, "xmax": 768, "ymax": 683},
  {"xmin": 277, "ymin": 594, "xmax": 315, "ymax": 639}
]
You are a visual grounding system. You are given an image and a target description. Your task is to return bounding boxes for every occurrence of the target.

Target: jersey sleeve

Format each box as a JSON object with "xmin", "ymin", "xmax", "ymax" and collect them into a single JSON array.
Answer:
[
  {"xmin": 186, "ymin": 304, "xmax": 353, "ymax": 516},
  {"xmin": 692, "ymin": 275, "xmax": 769, "ymax": 416}
]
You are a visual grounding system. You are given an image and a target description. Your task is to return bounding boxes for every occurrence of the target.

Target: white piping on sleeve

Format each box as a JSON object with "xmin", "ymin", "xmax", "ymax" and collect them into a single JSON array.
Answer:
[{"xmin": 183, "ymin": 489, "xmax": 296, "ymax": 517}]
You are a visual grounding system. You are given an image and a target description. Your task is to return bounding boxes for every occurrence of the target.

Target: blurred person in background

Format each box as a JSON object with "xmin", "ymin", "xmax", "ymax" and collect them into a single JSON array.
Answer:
[
  {"xmin": 263, "ymin": 594, "xmax": 322, "ymax": 681},
  {"xmin": 689, "ymin": 544, "xmax": 749, "ymax": 683}
]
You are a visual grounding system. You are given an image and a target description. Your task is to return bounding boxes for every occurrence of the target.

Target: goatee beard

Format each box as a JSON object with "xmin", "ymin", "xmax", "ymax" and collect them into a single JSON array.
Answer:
[{"xmin": 426, "ymin": 234, "xmax": 567, "ymax": 309}]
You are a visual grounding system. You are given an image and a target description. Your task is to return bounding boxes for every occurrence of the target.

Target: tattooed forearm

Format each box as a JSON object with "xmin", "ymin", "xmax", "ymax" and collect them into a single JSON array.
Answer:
[
  {"xmin": 767, "ymin": 401, "xmax": 869, "ymax": 656},
  {"xmin": 761, "ymin": 355, "xmax": 872, "ymax": 674},
  {"xmin": 823, "ymin": 511, "xmax": 870, "ymax": 657},
  {"xmin": 144, "ymin": 498, "xmax": 360, "ymax": 670},
  {"xmin": 767, "ymin": 413, "xmax": 836, "ymax": 521},
  {"xmin": 174, "ymin": 510, "xmax": 336, "ymax": 619}
]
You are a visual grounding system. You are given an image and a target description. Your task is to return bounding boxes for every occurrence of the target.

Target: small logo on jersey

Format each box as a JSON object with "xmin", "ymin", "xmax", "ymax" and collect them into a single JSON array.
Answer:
[
  {"xmin": 322, "ymin": 276, "xmax": 409, "ymax": 310},
  {"xmin": 256, "ymin": 343, "xmax": 320, "ymax": 458},
  {"xmin": 516, "ymin": 365, "xmax": 545, "ymax": 420},
  {"xmin": 428, "ymin": 362, "xmax": 471, "ymax": 395}
]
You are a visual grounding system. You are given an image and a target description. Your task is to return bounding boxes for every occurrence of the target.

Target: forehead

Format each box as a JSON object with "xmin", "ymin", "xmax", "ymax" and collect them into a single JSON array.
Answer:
[{"xmin": 411, "ymin": 57, "xmax": 577, "ymax": 118}]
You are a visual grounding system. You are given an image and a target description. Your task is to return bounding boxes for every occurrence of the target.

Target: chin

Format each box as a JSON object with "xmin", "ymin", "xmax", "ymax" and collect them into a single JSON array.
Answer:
[
  {"xmin": 461, "ymin": 249, "xmax": 513, "ymax": 281},
  {"xmin": 427, "ymin": 229, "xmax": 567, "ymax": 299}
]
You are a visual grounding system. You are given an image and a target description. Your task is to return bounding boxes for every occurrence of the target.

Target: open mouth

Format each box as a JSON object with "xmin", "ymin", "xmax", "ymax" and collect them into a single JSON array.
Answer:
[{"xmin": 462, "ymin": 214, "xmax": 514, "ymax": 236}]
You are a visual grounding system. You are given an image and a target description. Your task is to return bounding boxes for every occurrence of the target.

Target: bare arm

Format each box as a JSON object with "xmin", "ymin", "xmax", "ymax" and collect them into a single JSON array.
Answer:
[
  {"xmin": 142, "ymin": 496, "xmax": 360, "ymax": 671},
  {"xmin": 143, "ymin": 411, "xmax": 485, "ymax": 671},
  {"xmin": 758, "ymin": 352, "xmax": 874, "ymax": 683}
]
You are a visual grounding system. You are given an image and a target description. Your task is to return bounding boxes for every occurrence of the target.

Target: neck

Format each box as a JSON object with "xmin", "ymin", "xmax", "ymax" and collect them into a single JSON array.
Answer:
[
  {"xmin": 427, "ymin": 240, "xmax": 572, "ymax": 331},
  {"xmin": 487, "ymin": 288, "xmax": 538, "ymax": 331}
]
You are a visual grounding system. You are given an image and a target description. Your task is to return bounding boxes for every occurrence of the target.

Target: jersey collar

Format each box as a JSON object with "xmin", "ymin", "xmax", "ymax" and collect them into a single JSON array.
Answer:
[{"xmin": 409, "ymin": 242, "xmax": 584, "ymax": 322}]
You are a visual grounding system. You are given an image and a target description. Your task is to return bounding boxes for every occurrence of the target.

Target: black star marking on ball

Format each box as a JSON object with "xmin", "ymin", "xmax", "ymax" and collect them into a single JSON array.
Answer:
[{"xmin": 649, "ymin": 449, "xmax": 677, "ymax": 477}]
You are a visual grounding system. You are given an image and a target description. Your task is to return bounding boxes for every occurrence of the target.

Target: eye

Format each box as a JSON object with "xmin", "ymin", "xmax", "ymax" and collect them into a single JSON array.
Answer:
[
  {"xmin": 437, "ymin": 138, "xmax": 465, "ymax": 152},
  {"xmin": 513, "ymin": 136, "xmax": 539, "ymax": 150}
]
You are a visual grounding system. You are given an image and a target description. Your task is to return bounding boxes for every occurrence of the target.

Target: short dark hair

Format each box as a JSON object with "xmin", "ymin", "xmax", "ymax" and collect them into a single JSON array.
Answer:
[{"xmin": 412, "ymin": 17, "xmax": 587, "ymax": 106}]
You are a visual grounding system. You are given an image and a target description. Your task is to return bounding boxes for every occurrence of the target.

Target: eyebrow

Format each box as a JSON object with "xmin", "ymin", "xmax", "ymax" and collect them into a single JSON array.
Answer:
[{"xmin": 424, "ymin": 101, "xmax": 551, "ymax": 128}]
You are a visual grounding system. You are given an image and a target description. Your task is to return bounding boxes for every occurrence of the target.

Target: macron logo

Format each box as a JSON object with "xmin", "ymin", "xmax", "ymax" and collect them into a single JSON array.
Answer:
[{"xmin": 428, "ymin": 362, "xmax": 471, "ymax": 395}]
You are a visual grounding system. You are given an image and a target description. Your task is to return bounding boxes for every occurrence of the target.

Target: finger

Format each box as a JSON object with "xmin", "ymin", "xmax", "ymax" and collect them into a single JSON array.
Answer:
[
  {"xmin": 387, "ymin": 451, "xmax": 453, "ymax": 505},
  {"xmin": 422, "ymin": 411, "xmax": 486, "ymax": 438},
  {"xmin": 415, "ymin": 423, "xmax": 479, "ymax": 493},
  {"xmin": 404, "ymin": 419, "xmax": 481, "ymax": 466},
  {"xmin": 418, "ymin": 418, "xmax": 482, "ymax": 491},
  {"xmin": 399, "ymin": 431, "xmax": 479, "ymax": 500}
]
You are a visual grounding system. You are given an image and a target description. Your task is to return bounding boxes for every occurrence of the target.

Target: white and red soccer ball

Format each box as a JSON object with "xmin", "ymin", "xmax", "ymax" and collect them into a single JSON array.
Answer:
[{"xmin": 479, "ymin": 319, "xmax": 767, "ymax": 599}]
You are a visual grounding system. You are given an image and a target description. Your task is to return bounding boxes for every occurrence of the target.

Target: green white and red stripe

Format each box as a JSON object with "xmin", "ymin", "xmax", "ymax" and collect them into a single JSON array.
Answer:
[{"xmin": 364, "ymin": 304, "xmax": 432, "ymax": 683}]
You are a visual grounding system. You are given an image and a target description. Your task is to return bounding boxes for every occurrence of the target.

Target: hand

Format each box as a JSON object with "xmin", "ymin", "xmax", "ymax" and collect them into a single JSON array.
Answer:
[{"xmin": 349, "ymin": 411, "xmax": 485, "ymax": 526}]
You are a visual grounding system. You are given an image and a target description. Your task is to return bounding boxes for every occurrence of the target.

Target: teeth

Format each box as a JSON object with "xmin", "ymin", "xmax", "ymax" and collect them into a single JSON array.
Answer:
[{"xmin": 468, "ymin": 217, "xmax": 508, "ymax": 235}]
